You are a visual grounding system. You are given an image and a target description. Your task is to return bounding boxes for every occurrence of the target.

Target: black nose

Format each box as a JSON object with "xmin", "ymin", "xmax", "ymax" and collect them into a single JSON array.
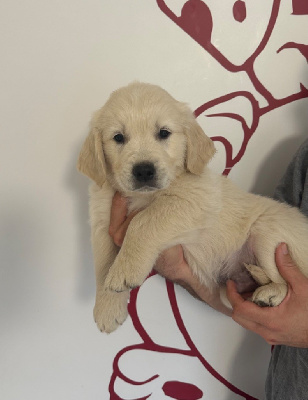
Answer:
[{"xmin": 132, "ymin": 162, "xmax": 156, "ymax": 183}]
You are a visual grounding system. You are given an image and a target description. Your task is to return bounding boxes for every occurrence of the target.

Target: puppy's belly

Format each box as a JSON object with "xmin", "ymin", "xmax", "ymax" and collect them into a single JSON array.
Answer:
[
  {"xmin": 183, "ymin": 238, "xmax": 258, "ymax": 293},
  {"xmin": 219, "ymin": 262, "xmax": 259, "ymax": 294},
  {"xmin": 219, "ymin": 240, "xmax": 258, "ymax": 293}
]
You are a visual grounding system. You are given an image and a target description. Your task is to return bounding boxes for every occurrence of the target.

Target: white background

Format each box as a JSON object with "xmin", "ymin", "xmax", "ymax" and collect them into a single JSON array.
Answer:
[{"xmin": 1, "ymin": 1, "xmax": 307, "ymax": 399}]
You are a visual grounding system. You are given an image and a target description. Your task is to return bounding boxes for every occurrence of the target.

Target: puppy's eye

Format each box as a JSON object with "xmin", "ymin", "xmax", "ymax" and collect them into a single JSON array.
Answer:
[
  {"xmin": 113, "ymin": 133, "xmax": 125, "ymax": 144},
  {"xmin": 158, "ymin": 129, "xmax": 171, "ymax": 140}
]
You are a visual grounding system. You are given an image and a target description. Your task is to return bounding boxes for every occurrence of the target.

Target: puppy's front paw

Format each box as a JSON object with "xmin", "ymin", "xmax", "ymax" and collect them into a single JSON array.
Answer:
[
  {"xmin": 105, "ymin": 262, "xmax": 146, "ymax": 292},
  {"xmin": 93, "ymin": 291, "xmax": 129, "ymax": 333},
  {"xmin": 252, "ymin": 282, "xmax": 288, "ymax": 307}
]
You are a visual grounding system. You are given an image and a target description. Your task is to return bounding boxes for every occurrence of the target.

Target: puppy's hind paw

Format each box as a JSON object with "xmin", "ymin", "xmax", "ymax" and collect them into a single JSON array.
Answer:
[{"xmin": 252, "ymin": 282, "xmax": 288, "ymax": 307}]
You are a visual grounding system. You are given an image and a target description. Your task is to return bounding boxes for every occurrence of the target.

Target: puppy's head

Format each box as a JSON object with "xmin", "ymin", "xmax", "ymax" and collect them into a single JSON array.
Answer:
[{"xmin": 77, "ymin": 82, "xmax": 215, "ymax": 193}]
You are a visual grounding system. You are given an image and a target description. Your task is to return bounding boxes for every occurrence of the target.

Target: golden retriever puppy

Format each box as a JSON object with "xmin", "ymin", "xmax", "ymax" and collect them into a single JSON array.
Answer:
[{"xmin": 77, "ymin": 82, "xmax": 308, "ymax": 333}]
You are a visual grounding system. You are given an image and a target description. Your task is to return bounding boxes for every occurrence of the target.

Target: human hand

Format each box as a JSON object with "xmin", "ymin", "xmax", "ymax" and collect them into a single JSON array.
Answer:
[
  {"xmin": 109, "ymin": 193, "xmax": 190, "ymax": 282},
  {"xmin": 227, "ymin": 243, "xmax": 308, "ymax": 347}
]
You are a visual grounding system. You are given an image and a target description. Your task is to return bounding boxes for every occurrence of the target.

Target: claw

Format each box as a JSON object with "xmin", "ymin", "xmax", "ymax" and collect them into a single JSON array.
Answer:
[{"xmin": 254, "ymin": 300, "xmax": 270, "ymax": 307}]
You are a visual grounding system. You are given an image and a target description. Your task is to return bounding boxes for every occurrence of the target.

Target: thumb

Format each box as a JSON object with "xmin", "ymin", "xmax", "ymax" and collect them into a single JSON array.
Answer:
[
  {"xmin": 226, "ymin": 280, "xmax": 246, "ymax": 308},
  {"xmin": 275, "ymin": 243, "xmax": 304, "ymax": 288}
]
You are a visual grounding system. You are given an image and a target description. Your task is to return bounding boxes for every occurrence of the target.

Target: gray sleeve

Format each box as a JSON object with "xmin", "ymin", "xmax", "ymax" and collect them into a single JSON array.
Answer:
[{"xmin": 274, "ymin": 139, "xmax": 308, "ymax": 218}]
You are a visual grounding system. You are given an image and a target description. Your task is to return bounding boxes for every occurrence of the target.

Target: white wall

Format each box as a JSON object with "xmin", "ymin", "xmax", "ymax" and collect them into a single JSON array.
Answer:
[{"xmin": 1, "ymin": 1, "xmax": 307, "ymax": 399}]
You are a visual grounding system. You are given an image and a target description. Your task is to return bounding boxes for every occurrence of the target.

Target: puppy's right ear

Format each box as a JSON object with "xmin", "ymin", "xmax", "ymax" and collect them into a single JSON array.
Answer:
[{"xmin": 77, "ymin": 128, "xmax": 106, "ymax": 187}]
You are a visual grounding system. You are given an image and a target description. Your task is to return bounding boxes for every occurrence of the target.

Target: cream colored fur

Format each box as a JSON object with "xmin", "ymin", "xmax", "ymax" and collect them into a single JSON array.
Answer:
[{"xmin": 77, "ymin": 82, "xmax": 308, "ymax": 333}]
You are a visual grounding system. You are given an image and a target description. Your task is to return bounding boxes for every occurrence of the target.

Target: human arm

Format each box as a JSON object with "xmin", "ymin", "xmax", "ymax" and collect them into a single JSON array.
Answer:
[{"xmin": 227, "ymin": 242, "xmax": 308, "ymax": 347}]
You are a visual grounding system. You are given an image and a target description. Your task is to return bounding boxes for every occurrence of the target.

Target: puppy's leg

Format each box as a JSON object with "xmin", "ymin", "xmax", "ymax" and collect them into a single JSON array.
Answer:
[
  {"xmin": 105, "ymin": 195, "xmax": 202, "ymax": 292},
  {"xmin": 244, "ymin": 263, "xmax": 271, "ymax": 285},
  {"xmin": 92, "ymin": 227, "xmax": 129, "ymax": 333},
  {"xmin": 249, "ymin": 238, "xmax": 288, "ymax": 307},
  {"xmin": 251, "ymin": 282, "xmax": 288, "ymax": 307}
]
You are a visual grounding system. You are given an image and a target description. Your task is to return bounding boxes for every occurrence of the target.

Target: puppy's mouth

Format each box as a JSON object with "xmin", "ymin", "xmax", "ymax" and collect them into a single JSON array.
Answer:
[{"xmin": 133, "ymin": 184, "xmax": 160, "ymax": 192}]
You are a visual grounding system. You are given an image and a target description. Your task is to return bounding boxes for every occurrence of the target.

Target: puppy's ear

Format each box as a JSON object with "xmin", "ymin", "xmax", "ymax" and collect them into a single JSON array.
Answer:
[
  {"xmin": 185, "ymin": 120, "xmax": 216, "ymax": 175},
  {"xmin": 77, "ymin": 128, "xmax": 106, "ymax": 187}
]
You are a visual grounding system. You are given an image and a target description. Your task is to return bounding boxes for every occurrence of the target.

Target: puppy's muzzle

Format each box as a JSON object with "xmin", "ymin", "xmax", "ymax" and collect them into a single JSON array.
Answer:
[{"xmin": 132, "ymin": 162, "xmax": 157, "ymax": 189}]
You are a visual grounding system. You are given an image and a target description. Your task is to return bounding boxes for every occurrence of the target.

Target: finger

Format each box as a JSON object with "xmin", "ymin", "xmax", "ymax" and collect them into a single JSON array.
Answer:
[
  {"xmin": 113, "ymin": 211, "xmax": 139, "ymax": 247},
  {"xmin": 109, "ymin": 193, "xmax": 128, "ymax": 237},
  {"xmin": 231, "ymin": 312, "xmax": 260, "ymax": 332},
  {"xmin": 241, "ymin": 291, "xmax": 254, "ymax": 300},
  {"xmin": 227, "ymin": 280, "xmax": 275, "ymax": 325},
  {"xmin": 275, "ymin": 242, "xmax": 306, "ymax": 289},
  {"xmin": 226, "ymin": 280, "xmax": 246, "ymax": 308}
]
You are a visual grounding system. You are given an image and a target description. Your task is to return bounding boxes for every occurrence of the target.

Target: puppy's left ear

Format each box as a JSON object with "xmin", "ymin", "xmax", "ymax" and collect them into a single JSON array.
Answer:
[{"xmin": 185, "ymin": 120, "xmax": 216, "ymax": 175}]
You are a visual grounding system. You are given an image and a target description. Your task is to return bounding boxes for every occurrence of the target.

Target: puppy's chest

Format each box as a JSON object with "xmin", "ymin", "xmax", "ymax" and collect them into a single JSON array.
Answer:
[{"xmin": 127, "ymin": 195, "xmax": 155, "ymax": 214}]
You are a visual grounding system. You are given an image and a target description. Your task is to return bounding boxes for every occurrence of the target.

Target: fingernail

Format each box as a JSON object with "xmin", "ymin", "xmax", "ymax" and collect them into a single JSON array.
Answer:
[{"xmin": 281, "ymin": 243, "xmax": 289, "ymax": 255}]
